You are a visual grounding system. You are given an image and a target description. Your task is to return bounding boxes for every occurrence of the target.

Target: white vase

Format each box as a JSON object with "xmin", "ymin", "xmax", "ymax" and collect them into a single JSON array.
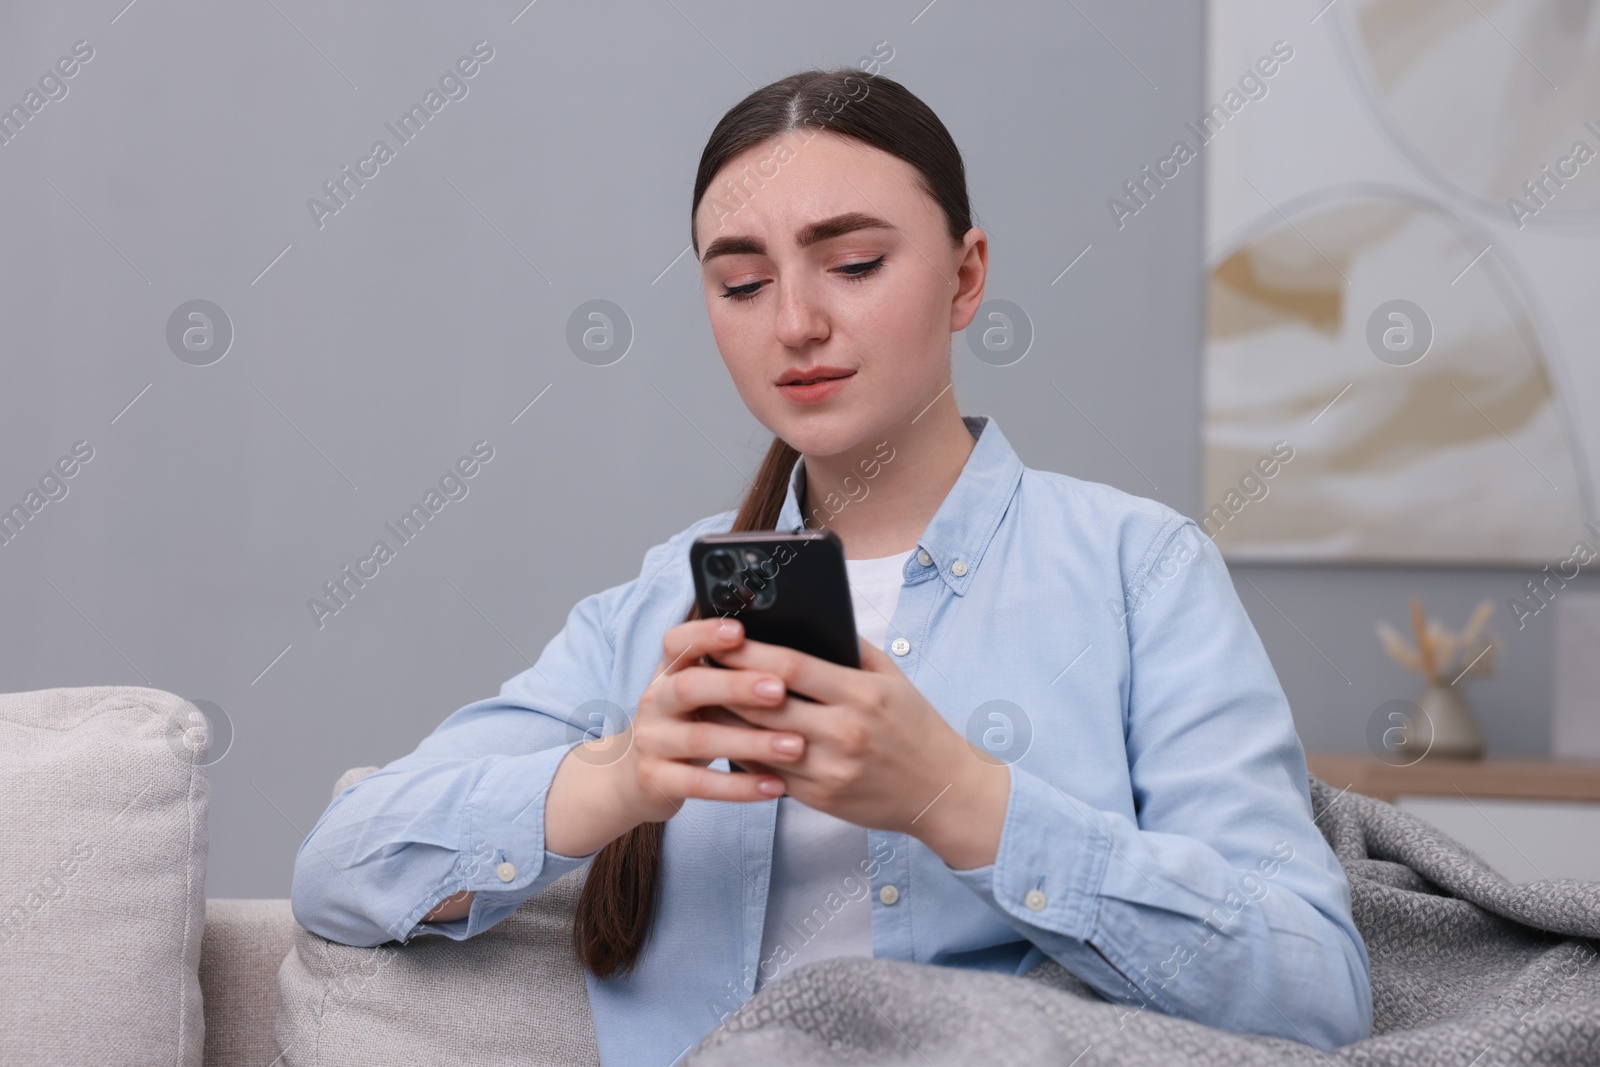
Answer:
[{"xmin": 1398, "ymin": 681, "xmax": 1485, "ymax": 760}]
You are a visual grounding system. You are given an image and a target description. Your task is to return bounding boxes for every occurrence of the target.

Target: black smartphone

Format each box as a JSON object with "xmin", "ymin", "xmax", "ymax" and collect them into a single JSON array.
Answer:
[{"xmin": 690, "ymin": 529, "xmax": 859, "ymax": 771}]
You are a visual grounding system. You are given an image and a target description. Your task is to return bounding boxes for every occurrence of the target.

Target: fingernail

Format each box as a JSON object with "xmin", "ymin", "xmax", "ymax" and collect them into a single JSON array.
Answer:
[
  {"xmin": 757, "ymin": 778, "xmax": 785, "ymax": 796},
  {"xmin": 755, "ymin": 678, "xmax": 785, "ymax": 699},
  {"xmin": 718, "ymin": 618, "xmax": 741, "ymax": 641},
  {"xmin": 772, "ymin": 734, "xmax": 803, "ymax": 755}
]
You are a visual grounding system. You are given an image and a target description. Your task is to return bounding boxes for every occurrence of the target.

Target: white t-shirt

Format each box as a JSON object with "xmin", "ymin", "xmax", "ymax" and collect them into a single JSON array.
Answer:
[{"xmin": 753, "ymin": 546, "xmax": 915, "ymax": 992}]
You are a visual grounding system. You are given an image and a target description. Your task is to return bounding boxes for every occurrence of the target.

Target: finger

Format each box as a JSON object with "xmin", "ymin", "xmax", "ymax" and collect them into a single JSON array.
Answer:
[
  {"xmin": 653, "ymin": 662, "xmax": 789, "ymax": 720},
  {"xmin": 733, "ymin": 756, "xmax": 785, "ymax": 778},
  {"xmin": 696, "ymin": 706, "xmax": 819, "ymax": 767},
  {"xmin": 855, "ymin": 635, "xmax": 903, "ymax": 675},
  {"xmin": 658, "ymin": 616, "xmax": 745, "ymax": 676},
  {"xmin": 649, "ymin": 761, "xmax": 785, "ymax": 803},
  {"xmin": 701, "ymin": 701, "xmax": 820, "ymax": 734},
  {"xmin": 696, "ymin": 704, "xmax": 776, "ymax": 730},
  {"xmin": 650, "ymin": 719, "xmax": 806, "ymax": 764},
  {"xmin": 732, "ymin": 749, "xmax": 831, "ymax": 783},
  {"xmin": 713, "ymin": 695, "xmax": 848, "ymax": 748},
  {"xmin": 708, "ymin": 637, "xmax": 859, "ymax": 705}
]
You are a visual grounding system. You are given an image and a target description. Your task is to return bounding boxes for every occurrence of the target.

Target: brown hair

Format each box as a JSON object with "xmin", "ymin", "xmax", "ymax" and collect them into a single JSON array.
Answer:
[{"xmin": 572, "ymin": 66, "xmax": 974, "ymax": 979}]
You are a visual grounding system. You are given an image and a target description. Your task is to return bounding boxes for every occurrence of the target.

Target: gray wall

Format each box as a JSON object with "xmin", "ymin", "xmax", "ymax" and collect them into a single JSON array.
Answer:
[{"xmin": 1, "ymin": 1, "xmax": 1582, "ymax": 899}]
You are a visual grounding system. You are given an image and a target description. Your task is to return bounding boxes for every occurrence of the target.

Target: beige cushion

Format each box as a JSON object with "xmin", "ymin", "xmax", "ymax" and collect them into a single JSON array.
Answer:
[
  {"xmin": 0, "ymin": 686, "xmax": 209, "ymax": 1067},
  {"xmin": 274, "ymin": 766, "xmax": 599, "ymax": 1065},
  {"xmin": 201, "ymin": 898, "xmax": 298, "ymax": 1067}
]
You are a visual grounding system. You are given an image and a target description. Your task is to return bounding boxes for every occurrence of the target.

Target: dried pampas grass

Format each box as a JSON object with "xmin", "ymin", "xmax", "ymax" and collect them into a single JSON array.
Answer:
[{"xmin": 1376, "ymin": 597, "xmax": 1498, "ymax": 686}]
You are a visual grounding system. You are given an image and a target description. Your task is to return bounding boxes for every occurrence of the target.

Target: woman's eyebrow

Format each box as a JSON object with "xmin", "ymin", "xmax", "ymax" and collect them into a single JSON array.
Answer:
[{"xmin": 700, "ymin": 211, "xmax": 895, "ymax": 263}]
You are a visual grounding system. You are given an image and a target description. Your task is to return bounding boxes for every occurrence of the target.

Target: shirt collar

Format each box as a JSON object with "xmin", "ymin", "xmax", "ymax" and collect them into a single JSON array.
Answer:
[{"xmin": 775, "ymin": 413, "xmax": 1024, "ymax": 596}]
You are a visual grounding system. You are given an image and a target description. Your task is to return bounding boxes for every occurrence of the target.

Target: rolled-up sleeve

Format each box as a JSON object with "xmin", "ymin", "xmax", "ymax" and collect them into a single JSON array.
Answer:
[
  {"xmin": 950, "ymin": 517, "xmax": 1372, "ymax": 1050},
  {"xmin": 290, "ymin": 547, "xmax": 662, "ymax": 948}
]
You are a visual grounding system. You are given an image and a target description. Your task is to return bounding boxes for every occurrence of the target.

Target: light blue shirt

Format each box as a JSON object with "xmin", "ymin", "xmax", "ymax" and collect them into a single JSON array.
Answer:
[{"xmin": 290, "ymin": 413, "xmax": 1373, "ymax": 1065}]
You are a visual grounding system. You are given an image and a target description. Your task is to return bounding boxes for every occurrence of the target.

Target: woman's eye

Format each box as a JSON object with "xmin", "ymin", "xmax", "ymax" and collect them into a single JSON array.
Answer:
[
  {"xmin": 718, "ymin": 256, "xmax": 886, "ymax": 303},
  {"xmin": 721, "ymin": 281, "xmax": 762, "ymax": 302},
  {"xmin": 837, "ymin": 255, "xmax": 885, "ymax": 282}
]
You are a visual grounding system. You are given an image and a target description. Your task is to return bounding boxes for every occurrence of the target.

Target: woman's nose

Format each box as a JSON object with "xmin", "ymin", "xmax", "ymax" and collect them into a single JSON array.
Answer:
[{"xmin": 772, "ymin": 276, "xmax": 830, "ymax": 347}]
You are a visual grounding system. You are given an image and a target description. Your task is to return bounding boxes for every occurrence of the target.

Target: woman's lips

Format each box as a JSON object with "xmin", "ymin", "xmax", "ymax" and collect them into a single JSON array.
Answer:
[{"xmin": 777, "ymin": 371, "xmax": 854, "ymax": 404}]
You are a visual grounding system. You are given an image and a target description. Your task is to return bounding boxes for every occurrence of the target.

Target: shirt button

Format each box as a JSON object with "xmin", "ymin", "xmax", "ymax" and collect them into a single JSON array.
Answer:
[
  {"xmin": 951, "ymin": 559, "xmax": 968, "ymax": 577},
  {"xmin": 496, "ymin": 861, "xmax": 517, "ymax": 883},
  {"xmin": 916, "ymin": 548, "xmax": 933, "ymax": 567},
  {"xmin": 890, "ymin": 637, "xmax": 911, "ymax": 656},
  {"xmin": 878, "ymin": 884, "xmax": 900, "ymax": 905},
  {"xmin": 1024, "ymin": 889, "xmax": 1047, "ymax": 912}
]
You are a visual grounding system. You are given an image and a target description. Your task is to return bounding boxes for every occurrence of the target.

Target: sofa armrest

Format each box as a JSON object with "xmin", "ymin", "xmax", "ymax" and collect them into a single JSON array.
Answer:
[{"xmin": 200, "ymin": 899, "xmax": 297, "ymax": 1067}]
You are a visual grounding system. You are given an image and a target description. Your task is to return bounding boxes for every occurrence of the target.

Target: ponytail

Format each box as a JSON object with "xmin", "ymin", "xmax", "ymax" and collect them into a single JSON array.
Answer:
[{"xmin": 573, "ymin": 435, "xmax": 797, "ymax": 977}]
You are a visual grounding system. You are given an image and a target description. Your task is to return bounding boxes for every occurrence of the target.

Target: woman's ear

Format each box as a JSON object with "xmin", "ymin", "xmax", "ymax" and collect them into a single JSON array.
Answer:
[{"xmin": 948, "ymin": 228, "xmax": 989, "ymax": 332}]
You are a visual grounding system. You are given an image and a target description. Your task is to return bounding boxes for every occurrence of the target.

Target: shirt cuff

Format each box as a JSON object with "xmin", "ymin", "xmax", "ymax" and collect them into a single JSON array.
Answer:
[
  {"xmin": 408, "ymin": 844, "xmax": 594, "ymax": 941},
  {"xmin": 947, "ymin": 764, "xmax": 1112, "ymax": 940},
  {"xmin": 399, "ymin": 744, "xmax": 593, "ymax": 941}
]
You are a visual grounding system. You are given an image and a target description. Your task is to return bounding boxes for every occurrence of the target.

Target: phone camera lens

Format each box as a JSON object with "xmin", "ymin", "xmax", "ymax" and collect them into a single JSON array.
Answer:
[{"xmin": 711, "ymin": 581, "xmax": 751, "ymax": 613}]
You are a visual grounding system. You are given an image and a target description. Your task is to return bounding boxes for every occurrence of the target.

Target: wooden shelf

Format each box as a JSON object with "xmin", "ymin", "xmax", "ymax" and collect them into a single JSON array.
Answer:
[{"xmin": 1307, "ymin": 752, "xmax": 1600, "ymax": 804}]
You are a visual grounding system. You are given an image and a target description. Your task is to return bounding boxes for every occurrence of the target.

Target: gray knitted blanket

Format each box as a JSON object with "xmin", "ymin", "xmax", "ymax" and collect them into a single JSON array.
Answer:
[{"xmin": 686, "ymin": 778, "xmax": 1600, "ymax": 1066}]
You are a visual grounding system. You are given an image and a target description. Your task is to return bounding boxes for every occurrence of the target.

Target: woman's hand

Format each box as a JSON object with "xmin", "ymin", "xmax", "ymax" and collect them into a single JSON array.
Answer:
[
  {"xmin": 435, "ymin": 619, "xmax": 803, "ymax": 921},
  {"xmin": 545, "ymin": 616, "xmax": 807, "ymax": 857},
  {"xmin": 706, "ymin": 634, "xmax": 1012, "ymax": 870}
]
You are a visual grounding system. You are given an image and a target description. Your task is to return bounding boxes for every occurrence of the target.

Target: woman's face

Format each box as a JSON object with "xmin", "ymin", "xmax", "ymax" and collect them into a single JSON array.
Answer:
[{"xmin": 694, "ymin": 129, "xmax": 985, "ymax": 458}]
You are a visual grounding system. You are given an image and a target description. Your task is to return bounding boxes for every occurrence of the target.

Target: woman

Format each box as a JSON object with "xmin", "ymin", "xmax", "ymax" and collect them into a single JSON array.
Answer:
[{"xmin": 291, "ymin": 68, "xmax": 1372, "ymax": 1065}]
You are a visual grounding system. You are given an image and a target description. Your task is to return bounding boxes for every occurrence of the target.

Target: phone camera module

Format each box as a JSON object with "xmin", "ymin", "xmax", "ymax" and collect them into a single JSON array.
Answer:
[{"xmin": 701, "ymin": 544, "xmax": 779, "ymax": 613}]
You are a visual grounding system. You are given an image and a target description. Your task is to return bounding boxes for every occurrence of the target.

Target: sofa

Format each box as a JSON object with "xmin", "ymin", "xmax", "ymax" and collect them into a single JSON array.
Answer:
[
  {"xmin": 200, "ymin": 898, "xmax": 301, "ymax": 1066},
  {"xmin": 0, "ymin": 685, "xmax": 600, "ymax": 1067}
]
